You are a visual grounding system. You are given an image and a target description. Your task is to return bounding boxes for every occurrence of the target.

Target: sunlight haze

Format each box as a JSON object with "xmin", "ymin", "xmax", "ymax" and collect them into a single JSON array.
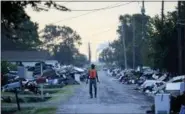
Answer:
[{"xmin": 25, "ymin": 1, "xmax": 177, "ymax": 62}]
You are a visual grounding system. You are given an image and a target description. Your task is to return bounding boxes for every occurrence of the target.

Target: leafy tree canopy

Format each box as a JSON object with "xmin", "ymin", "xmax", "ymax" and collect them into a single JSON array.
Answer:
[{"xmin": 1, "ymin": 1, "xmax": 70, "ymax": 50}]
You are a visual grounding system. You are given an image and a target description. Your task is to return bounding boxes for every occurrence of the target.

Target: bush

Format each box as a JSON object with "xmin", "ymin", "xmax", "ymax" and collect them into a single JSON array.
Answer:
[
  {"xmin": 1, "ymin": 61, "xmax": 10, "ymax": 75},
  {"xmin": 9, "ymin": 63, "xmax": 17, "ymax": 71},
  {"xmin": 1, "ymin": 61, "xmax": 18, "ymax": 86},
  {"xmin": 1, "ymin": 61, "xmax": 17, "ymax": 74}
]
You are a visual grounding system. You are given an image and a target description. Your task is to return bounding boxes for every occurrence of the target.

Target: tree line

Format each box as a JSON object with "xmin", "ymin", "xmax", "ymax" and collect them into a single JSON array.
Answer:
[
  {"xmin": 99, "ymin": 2, "xmax": 185, "ymax": 75},
  {"xmin": 1, "ymin": 1, "xmax": 88, "ymax": 67}
]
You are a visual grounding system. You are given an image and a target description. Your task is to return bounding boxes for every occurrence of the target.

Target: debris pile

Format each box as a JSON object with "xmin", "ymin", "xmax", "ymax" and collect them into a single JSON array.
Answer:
[
  {"xmin": 1, "ymin": 62, "xmax": 87, "ymax": 104},
  {"xmin": 106, "ymin": 66, "xmax": 185, "ymax": 113}
]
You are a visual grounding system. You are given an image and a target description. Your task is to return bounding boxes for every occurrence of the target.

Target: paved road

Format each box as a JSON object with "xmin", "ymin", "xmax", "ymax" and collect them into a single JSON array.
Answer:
[{"xmin": 56, "ymin": 71, "xmax": 153, "ymax": 114}]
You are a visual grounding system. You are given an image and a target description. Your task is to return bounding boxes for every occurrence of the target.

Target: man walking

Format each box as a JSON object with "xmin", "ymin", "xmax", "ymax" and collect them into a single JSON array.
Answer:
[{"xmin": 86, "ymin": 64, "xmax": 99, "ymax": 98}]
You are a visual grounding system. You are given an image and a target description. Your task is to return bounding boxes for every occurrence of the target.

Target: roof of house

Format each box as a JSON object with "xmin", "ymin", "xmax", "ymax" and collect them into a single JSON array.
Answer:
[{"xmin": 1, "ymin": 50, "xmax": 51, "ymax": 62}]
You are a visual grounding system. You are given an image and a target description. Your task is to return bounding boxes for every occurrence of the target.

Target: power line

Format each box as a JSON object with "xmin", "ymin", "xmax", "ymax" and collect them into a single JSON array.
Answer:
[
  {"xmin": 39, "ymin": 2, "xmax": 133, "ymax": 33},
  {"xmin": 38, "ymin": 2, "xmax": 132, "ymax": 12},
  {"xmin": 39, "ymin": 2, "xmax": 122, "ymax": 33},
  {"xmin": 40, "ymin": 2, "xmax": 122, "ymax": 11},
  {"xmin": 50, "ymin": 11, "xmax": 94, "ymax": 24},
  {"xmin": 70, "ymin": 2, "xmax": 134, "ymax": 11},
  {"xmin": 90, "ymin": 28, "xmax": 114, "ymax": 37},
  {"xmin": 45, "ymin": 1, "xmax": 167, "ymax": 2},
  {"xmin": 54, "ymin": 2, "xmax": 132, "ymax": 22},
  {"xmin": 61, "ymin": 2, "xmax": 73, "ymax": 5}
]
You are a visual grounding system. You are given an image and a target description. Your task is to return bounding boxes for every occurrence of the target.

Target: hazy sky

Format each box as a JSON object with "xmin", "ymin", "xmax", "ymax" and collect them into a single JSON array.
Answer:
[{"xmin": 25, "ymin": 1, "xmax": 177, "ymax": 62}]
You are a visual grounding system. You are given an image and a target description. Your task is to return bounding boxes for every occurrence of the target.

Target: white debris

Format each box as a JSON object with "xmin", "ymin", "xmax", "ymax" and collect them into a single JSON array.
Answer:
[
  {"xmin": 73, "ymin": 67, "xmax": 84, "ymax": 72},
  {"xmin": 155, "ymin": 94, "xmax": 171, "ymax": 114},
  {"xmin": 152, "ymin": 74, "xmax": 159, "ymax": 80},
  {"xmin": 165, "ymin": 82, "xmax": 181, "ymax": 91},
  {"xmin": 141, "ymin": 80, "xmax": 165, "ymax": 89},
  {"xmin": 53, "ymin": 79, "xmax": 58, "ymax": 85},
  {"xmin": 168, "ymin": 75, "xmax": 185, "ymax": 82},
  {"xmin": 158, "ymin": 74, "xmax": 167, "ymax": 81}
]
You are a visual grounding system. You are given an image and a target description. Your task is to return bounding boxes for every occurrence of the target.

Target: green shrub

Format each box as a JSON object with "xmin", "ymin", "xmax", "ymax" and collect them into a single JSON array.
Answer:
[{"xmin": 1, "ymin": 61, "xmax": 18, "ymax": 86}]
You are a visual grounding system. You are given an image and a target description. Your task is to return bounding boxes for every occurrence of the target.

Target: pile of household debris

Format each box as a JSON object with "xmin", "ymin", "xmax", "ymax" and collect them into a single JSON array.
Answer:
[
  {"xmin": 1, "ymin": 62, "xmax": 86, "ymax": 94},
  {"xmin": 107, "ymin": 67, "xmax": 184, "ymax": 95},
  {"xmin": 106, "ymin": 66, "xmax": 185, "ymax": 114}
]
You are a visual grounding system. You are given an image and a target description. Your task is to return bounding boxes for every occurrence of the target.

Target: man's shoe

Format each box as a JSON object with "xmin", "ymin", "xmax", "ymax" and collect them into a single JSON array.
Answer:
[{"xmin": 90, "ymin": 96, "xmax": 93, "ymax": 98}]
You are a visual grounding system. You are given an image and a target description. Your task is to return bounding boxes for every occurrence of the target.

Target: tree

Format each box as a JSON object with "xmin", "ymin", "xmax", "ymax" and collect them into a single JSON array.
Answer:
[
  {"xmin": 1, "ymin": 1, "xmax": 69, "ymax": 50},
  {"xmin": 100, "ymin": 14, "xmax": 151, "ymax": 69},
  {"xmin": 53, "ymin": 43, "xmax": 78, "ymax": 65},
  {"xmin": 2, "ymin": 20, "xmax": 42, "ymax": 50},
  {"xmin": 73, "ymin": 53, "xmax": 88, "ymax": 67},
  {"xmin": 146, "ymin": 2, "xmax": 185, "ymax": 74},
  {"xmin": 1, "ymin": 1, "xmax": 69, "ymax": 35},
  {"xmin": 42, "ymin": 25, "xmax": 81, "ymax": 49},
  {"xmin": 148, "ymin": 11, "xmax": 180, "ymax": 73},
  {"xmin": 99, "ymin": 3, "xmax": 185, "ymax": 74},
  {"xmin": 41, "ymin": 25, "xmax": 82, "ymax": 64},
  {"xmin": 98, "ymin": 47, "xmax": 115, "ymax": 66}
]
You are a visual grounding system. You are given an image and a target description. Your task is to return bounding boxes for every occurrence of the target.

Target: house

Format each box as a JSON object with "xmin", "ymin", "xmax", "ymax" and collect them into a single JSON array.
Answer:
[
  {"xmin": 1, "ymin": 50, "xmax": 51, "ymax": 63},
  {"xmin": 1, "ymin": 50, "xmax": 52, "ymax": 78}
]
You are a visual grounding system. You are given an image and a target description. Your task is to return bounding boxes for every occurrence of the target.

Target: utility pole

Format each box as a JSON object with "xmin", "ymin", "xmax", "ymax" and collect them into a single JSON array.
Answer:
[
  {"xmin": 88, "ymin": 42, "xmax": 91, "ymax": 64},
  {"xmin": 132, "ymin": 17, "xmax": 135, "ymax": 69},
  {"xmin": 161, "ymin": 1, "xmax": 164, "ymax": 25},
  {"xmin": 95, "ymin": 49, "xmax": 98, "ymax": 62},
  {"xmin": 96, "ymin": 51, "xmax": 97, "ymax": 62},
  {"xmin": 140, "ymin": 1, "xmax": 145, "ymax": 67},
  {"xmin": 177, "ymin": 1, "xmax": 182, "ymax": 74},
  {"xmin": 141, "ymin": 0, "xmax": 145, "ymax": 40},
  {"xmin": 122, "ymin": 24, "xmax": 128, "ymax": 69}
]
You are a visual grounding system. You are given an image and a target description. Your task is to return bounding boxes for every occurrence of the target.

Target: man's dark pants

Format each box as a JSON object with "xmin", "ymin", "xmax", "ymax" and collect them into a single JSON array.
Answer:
[{"xmin": 89, "ymin": 78, "xmax": 97, "ymax": 98}]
